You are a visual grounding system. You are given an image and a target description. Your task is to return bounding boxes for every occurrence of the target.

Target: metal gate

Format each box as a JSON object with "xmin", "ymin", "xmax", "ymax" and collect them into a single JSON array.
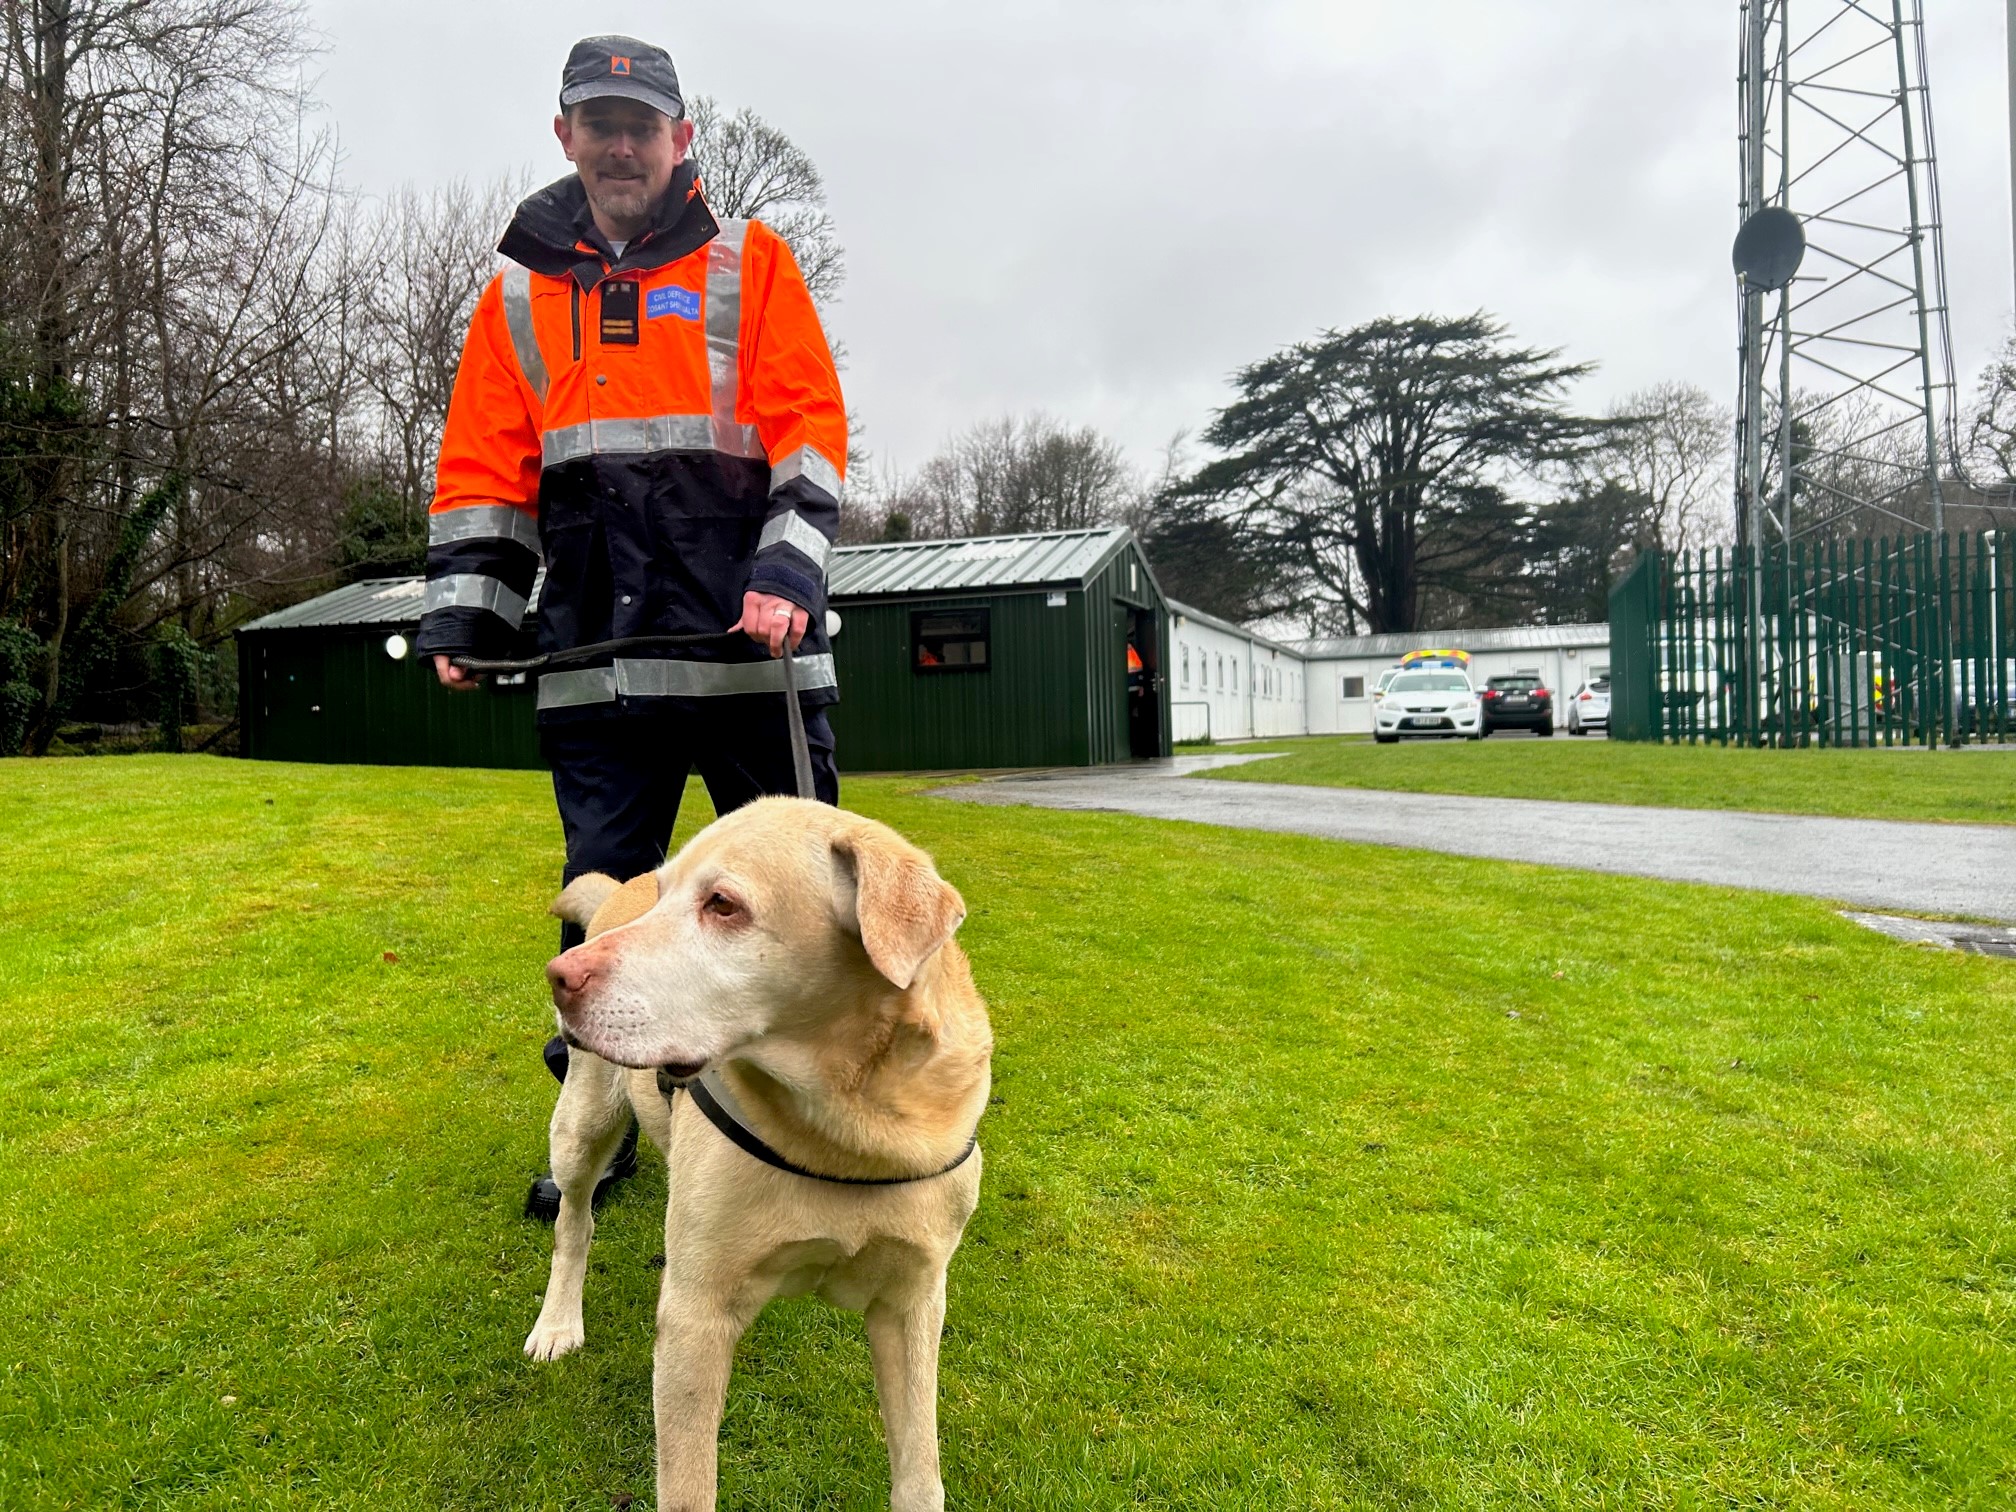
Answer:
[{"xmin": 1609, "ymin": 534, "xmax": 2013, "ymax": 747}]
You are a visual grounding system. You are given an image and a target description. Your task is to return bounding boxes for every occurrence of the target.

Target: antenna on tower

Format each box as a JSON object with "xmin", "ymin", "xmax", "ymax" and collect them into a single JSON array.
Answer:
[{"xmin": 1733, "ymin": 0, "xmax": 1953, "ymax": 544}]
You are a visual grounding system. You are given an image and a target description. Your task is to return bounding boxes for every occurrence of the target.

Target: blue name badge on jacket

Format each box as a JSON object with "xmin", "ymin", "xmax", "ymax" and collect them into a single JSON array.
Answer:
[{"xmin": 647, "ymin": 285, "xmax": 701, "ymax": 321}]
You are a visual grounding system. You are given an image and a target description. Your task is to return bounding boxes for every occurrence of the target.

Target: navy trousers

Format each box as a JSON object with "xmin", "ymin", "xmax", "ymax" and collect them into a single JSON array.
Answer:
[{"xmin": 540, "ymin": 700, "xmax": 840, "ymax": 952}]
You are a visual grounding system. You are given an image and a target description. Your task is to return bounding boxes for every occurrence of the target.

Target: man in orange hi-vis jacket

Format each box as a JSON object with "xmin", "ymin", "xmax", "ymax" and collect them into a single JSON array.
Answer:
[{"xmin": 415, "ymin": 34, "xmax": 846, "ymax": 1219}]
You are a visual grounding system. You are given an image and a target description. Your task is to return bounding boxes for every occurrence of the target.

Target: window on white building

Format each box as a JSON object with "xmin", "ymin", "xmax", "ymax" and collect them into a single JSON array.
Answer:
[
  {"xmin": 1231, "ymin": 662, "xmax": 1238, "ymax": 692},
  {"xmin": 1342, "ymin": 676, "xmax": 1365, "ymax": 698},
  {"xmin": 1181, "ymin": 645, "xmax": 1190, "ymax": 687}
]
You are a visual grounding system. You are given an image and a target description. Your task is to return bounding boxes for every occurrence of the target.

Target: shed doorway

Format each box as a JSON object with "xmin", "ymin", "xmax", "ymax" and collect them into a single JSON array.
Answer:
[{"xmin": 1126, "ymin": 607, "xmax": 1163, "ymax": 758}]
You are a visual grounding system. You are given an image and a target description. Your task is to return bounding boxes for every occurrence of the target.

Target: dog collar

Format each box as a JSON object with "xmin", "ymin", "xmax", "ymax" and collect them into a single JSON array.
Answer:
[{"xmin": 663, "ymin": 1065, "xmax": 979, "ymax": 1187}]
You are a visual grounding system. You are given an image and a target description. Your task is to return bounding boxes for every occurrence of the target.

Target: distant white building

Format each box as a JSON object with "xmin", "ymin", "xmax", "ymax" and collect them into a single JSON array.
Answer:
[
  {"xmin": 1168, "ymin": 600, "xmax": 1310, "ymax": 742},
  {"xmin": 1165, "ymin": 599, "xmax": 1609, "ymax": 740}
]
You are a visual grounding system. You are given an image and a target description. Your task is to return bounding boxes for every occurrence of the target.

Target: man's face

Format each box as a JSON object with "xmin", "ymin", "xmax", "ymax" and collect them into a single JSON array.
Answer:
[{"xmin": 554, "ymin": 98, "xmax": 695, "ymax": 235}]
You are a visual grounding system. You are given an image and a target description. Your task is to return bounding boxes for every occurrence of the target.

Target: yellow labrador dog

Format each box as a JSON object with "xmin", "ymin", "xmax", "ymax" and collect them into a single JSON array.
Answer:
[{"xmin": 525, "ymin": 797, "xmax": 991, "ymax": 1512}]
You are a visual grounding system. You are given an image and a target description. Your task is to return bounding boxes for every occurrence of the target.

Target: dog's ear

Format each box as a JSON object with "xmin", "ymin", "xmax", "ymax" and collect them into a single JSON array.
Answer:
[
  {"xmin": 830, "ymin": 822, "xmax": 966, "ymax": 990},
  {"xmin": 585, "ymin": 871, "xmax": 661, "ymax": 939}
]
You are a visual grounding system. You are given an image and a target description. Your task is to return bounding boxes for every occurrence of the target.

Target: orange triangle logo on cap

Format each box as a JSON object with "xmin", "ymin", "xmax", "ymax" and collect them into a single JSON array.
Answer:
[{"xmin": 610, "ymin": 56, "xmax": 631, "ymax": 75}]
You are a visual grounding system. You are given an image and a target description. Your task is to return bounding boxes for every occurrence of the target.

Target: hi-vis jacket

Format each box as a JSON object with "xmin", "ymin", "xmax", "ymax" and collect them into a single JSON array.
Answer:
[{"xmin": 413, "ymin": 164, "xmax": 845, "ymax": 721}]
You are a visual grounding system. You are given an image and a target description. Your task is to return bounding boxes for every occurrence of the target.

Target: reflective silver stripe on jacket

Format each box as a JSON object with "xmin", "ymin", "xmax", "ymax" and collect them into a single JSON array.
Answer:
[
  {"xmin": 536, "ymin": 666, "xmax": 617, "ymax": 710},
  {"xmin": 705, "ymin": 221, "xmax": 763, "ymax": 460},
  {"xmin": 500, "ymin": 265, "xmax": 548, "ymax": 401},
  {"xmin": 537, "ymin": 653, "xmax": 837, "ymax": 707},
  {"xmin": 617, "ymin": 653, "xmax": 837, "ymax": 698},
  {"xmin": 422, "ymin": 573, "xmax": 529, "ymax": 623},
  {"xmin": 427, "ymin": 503, "xmax": 541, "ymax": 553},
  {"xmin": 542, "ymin": 413, "xmax": 716, "ymax": 469},
  {"xmin": 757, "ymin": 510, "xmax": 832, "ymax": 573},
  {"xmin": 769, "ymin": 445, "xmax": 842, "ymax": 503}
]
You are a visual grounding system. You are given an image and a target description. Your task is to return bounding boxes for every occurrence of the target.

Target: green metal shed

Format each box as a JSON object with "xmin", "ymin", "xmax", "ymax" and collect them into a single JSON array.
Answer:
[
  {"xmin": 235, "ymin": 526, "xmax": 1172, "ymax": 771},
  {"xmin": 826, "ymin": 527, "xmax": 1172, "ymax": 769},
  {"xmin": 236, "ymin": 578, "xmax": 544, "ymax": 768}
]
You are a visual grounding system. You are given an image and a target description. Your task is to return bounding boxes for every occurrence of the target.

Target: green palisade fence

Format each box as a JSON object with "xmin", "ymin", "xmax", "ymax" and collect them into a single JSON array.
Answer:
[{"xmin": 1608, "ymin": 533, "xmax": 2014, "ymax": 748}]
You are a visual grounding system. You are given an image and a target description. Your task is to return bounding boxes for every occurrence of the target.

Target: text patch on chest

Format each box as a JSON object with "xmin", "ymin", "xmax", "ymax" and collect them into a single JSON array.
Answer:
[{"xmin": 647, "ymin": 285, "xmax": 701, "ymax": 322}]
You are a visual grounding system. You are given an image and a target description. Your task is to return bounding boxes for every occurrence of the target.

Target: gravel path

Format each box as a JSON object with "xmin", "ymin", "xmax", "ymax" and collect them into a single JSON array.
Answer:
[{"xmin": 934, "ymin": 755, "xmax": 2016, "ymax": 921}]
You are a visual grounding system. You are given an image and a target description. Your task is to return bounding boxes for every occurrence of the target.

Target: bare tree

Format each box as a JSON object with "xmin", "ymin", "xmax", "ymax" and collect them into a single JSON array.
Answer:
[
  {"xmin": 0, "ymin": 0, "xmax": 352, "ymax": 749},
  {"xmin": 364, "ymin": 186, "xmax": 520, "ymax": 506},
  {"xmin": 868, "ymin": 414, "xmax": 1142, "ymax": 540},
  {"xmin": 1597, "ymin": 382, "xmax": 1731, "ymax": 552},
  {"xmin": 688, "ymin": 95, "xmax": 843, "ymax": 308},
  {"xmin": 1963, "ymin": 335, "xmax": 2016, "ymax": 491}
]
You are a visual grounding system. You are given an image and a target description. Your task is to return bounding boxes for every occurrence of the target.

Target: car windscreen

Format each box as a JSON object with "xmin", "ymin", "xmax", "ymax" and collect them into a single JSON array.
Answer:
[
  {"xmin": 1590, "ymin": 678, "xmax": 1611, "ymax": 692},
  {"xmin": 1390, "ymin": 673, "xmax": 1470, "ymax": 692},
  {"xmin": 1489, "ymin": 677, "xmax": 1540, "ymax": 691}
]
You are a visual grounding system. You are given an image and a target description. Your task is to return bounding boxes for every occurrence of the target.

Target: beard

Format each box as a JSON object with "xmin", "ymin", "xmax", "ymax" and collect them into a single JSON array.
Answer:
[{"xmin": 588, "ymin": 174, "xmax": 658, "ymax": 230}]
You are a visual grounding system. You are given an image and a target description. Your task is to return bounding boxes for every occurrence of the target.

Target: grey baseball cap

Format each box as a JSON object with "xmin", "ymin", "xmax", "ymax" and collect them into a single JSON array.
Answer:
[{"xmin": 559, "ymin": 35, "xmax": 683, "ymax": 120}]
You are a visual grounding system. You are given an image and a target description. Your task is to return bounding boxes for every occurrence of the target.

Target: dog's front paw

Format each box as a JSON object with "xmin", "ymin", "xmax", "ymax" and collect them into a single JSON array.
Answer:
[{"xmin": 523, "ymin": 1315, "xmax": 585, "ymax": 1361}]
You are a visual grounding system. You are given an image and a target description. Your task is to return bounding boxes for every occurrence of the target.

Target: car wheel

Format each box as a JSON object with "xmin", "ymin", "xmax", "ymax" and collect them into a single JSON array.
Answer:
[
  {"xmin": 1538, "ymin": 724, "xmax": 1554, "ymax": 737},
  {"xmin": 1375, "ymin": 732, "xmax": 1398, "ymax": 745}
]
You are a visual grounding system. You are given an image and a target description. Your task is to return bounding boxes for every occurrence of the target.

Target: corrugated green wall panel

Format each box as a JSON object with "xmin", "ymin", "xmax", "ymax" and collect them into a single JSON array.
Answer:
[
  {"xmin": 828, "ymin": 592, "xmax": 1091, "ymax": 769},
  {"xmin": 243, "ymin": 634, "xmax": 542, "ymax": 768},
  {"xmin": 241, "ymin": 540, "xmax": 1174, "ymax": 772}
]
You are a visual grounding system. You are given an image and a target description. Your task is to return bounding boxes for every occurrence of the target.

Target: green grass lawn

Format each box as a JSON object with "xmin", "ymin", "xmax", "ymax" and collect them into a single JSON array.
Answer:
[
  {"xmin": 3, "ymin": 756, "xmax": 2014, "ymax": 1508},
  {"xmin": 1195, "ymin": 735, "xmax": 2016, "ymax": 825}
]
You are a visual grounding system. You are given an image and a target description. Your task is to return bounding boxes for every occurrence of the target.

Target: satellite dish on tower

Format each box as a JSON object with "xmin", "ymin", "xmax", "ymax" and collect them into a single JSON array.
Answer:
[{"xmin": 1731, "ymin": 205, "xmax": 1807, "ymax": 292}]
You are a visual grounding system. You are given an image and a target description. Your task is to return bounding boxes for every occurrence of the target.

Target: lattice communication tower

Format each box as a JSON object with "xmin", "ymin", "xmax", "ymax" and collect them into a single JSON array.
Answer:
[{"xmin": 1734, "ymin": 0, "xmax": 1961, "ymax": 544}]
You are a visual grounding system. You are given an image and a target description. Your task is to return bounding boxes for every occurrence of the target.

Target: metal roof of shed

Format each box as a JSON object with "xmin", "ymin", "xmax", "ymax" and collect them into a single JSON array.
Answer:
[
  {"xmin": 238, "ymin": 576, "xmax": 434, "ymax": 632},
  {"xmin": 240, "ymin": 529, "xmax": 1147, "ymax": 632},
  {"xmin": 1292, "ymin": 622, "xmax": 1610, "ymax": 659},
  {"xmin": 827, "ymin": 527, "xmax": 1136, "ymax": 598}
]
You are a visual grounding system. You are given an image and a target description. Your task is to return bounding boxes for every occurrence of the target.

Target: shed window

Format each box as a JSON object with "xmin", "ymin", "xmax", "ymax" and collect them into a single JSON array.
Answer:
[
  {"xmin": 1231, "ymin": 663, "xmax": 1238, "ymax": 692},
  {"xmin": 1342, "ymin": 676, "xmax": 1365, "ymax": 699},
  {"xmin": 1181, "ymin": 644, "xmax": 1191, "ymax": 687},
  {"xmin": 913, "ymin": 609, "xmax": 990, "ymax": 672}
]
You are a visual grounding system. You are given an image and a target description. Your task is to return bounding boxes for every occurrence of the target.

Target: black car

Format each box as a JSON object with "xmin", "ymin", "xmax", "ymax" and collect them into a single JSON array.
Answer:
[{"xmin": 1479, "ymin": 675, "xmax": 1554, "ymax": 736}]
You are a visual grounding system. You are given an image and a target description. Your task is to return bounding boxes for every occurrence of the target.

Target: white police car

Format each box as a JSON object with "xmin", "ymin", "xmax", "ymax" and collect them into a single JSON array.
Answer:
[{"xmin": 1373, "ymin": 669, "xmax": 1483, "ymax": 743}]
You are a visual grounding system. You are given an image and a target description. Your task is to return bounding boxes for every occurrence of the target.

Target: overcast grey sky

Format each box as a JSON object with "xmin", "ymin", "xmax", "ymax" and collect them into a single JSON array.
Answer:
[{"xmin": 306, "ymin": 0, "xmax": 2014, "ymax": 479}]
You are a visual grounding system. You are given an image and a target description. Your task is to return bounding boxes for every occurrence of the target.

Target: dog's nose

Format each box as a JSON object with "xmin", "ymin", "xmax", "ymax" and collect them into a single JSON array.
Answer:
[{"xmin": 546, "ymin": 953, "xmax": 596, "ymax": 1015}]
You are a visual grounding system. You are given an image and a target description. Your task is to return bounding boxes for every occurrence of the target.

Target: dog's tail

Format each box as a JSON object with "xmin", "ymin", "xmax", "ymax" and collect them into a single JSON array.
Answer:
[
  {"xmin": 550, "ymin": 873, "xmax": 622, "ymax": 929},
  {"xmin": 551, "ymin": 871, "xmax": 664, "ymax": 938}
]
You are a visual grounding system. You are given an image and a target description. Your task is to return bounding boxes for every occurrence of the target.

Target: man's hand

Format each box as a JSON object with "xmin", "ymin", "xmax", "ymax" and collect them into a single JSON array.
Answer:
[
  {"xmin": 433, "ymin": 654, "xmax": 484, "ymax": 692},
  {"xmin": 735, "ymin": 591, "xmax": 809, "ymax": 657}
]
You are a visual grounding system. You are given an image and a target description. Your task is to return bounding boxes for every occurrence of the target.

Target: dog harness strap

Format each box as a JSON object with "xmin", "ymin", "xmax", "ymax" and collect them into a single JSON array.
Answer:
[{"xmin": 681, "ymin": 1071, "xmax": 977, "ymax": 1186}]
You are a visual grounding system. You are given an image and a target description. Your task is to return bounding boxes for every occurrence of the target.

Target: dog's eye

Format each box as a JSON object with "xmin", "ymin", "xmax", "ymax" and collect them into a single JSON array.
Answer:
[{"xmin": 702, "ymin": 891, "xmax": 742, "ymax": 919}]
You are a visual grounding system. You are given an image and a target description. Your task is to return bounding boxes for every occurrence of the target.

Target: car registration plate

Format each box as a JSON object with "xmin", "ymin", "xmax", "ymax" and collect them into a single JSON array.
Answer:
[{"xmin": 1403, "ymin": 716, "xmax": 1443, "ymax": 728}]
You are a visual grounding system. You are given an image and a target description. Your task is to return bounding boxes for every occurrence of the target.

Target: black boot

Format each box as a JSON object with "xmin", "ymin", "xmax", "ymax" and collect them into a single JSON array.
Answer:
[{"xmin": 525, "ymin": 1118, "xmax": 641, "ymax": 1222}]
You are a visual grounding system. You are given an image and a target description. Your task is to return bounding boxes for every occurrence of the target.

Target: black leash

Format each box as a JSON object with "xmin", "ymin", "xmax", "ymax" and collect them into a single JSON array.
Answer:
[
  {"xmin": 659, "ymin": 1068, "xmax": 978, "ymax": 1186},
  {"xmin": 452, "ymin": 629, "xmax": 816, "ymax": 801}
]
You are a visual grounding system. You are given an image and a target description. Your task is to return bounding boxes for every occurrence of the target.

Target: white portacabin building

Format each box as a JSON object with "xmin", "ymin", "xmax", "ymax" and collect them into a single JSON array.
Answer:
[{"xmin": 1166, "ymin": 600, "xmax": 1609, "ymax": 740}]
